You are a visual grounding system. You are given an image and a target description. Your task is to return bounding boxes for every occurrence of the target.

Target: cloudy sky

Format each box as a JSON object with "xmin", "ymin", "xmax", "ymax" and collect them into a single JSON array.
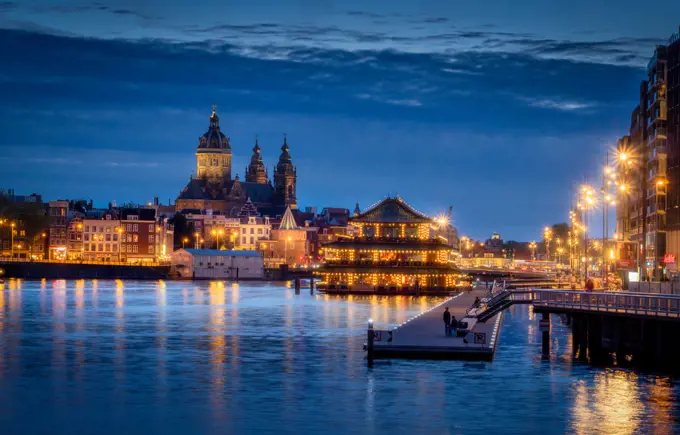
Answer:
[{"xmin": 1, "ymin": 0, "xmax": 678, "ymax": 240}]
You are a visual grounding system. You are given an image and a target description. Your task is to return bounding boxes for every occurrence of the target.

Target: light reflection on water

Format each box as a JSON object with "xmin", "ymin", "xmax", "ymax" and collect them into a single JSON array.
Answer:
[{"xmin": 0, "ymin": 279, "xmax": 678, "ymax": 434}]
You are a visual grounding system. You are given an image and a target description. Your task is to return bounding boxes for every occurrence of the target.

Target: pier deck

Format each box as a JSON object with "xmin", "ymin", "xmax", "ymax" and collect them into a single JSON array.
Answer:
[{"xmin": 372, "ymin": 288, "xmax": 502, "ymax": 361}]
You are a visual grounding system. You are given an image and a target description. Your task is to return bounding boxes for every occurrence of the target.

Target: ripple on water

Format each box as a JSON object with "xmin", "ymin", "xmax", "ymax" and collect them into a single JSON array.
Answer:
[{"xmin": 0, "ymin": 279, "xmax": 678, "ymax": 435}]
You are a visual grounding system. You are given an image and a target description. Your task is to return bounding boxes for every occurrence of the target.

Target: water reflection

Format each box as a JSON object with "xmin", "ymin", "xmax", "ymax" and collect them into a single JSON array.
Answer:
[{"xmin": 0, "ymin": 280, "xmax": 678, "ymax": 435}]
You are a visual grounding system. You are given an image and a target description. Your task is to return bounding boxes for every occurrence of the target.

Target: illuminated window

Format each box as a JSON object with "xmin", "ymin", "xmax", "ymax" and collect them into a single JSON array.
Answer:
[
  {"xmin": 105, "ymin": 243, "xmax": 110, "ymax": 251},
  {"xmin": 149, "ymin": 225, "xmax": 154, "ymax": 233},
  {"xmin": 133, "ymin": 234, "xmax": 139, "ymax": 242},
  {"xmin": 148, "ymin": 246, "xmax": 154, "ymax": 254},
  {"xmin": 149, "ymin": 235, "xmax": 154, "ymax": 243}
]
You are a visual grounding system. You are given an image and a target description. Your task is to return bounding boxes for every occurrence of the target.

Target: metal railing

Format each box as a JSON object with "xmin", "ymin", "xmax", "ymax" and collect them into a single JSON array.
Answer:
[{"xmin": 532, "ymin": 289, "xmax": 680, "ymax": 319}]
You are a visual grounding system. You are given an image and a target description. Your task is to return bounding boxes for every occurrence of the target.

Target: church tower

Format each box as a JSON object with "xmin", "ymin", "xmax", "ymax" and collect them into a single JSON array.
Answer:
[
  {"xmin": 196, "ymin": 105, "xmax": 232, "ymax": 181},
  {"xmin": 245, "ymin": 137, "xmax": 268, "ymax": 184},
  {"xmin": 273, "ymin": 134, "xmax": 297, "ymax": 208}
]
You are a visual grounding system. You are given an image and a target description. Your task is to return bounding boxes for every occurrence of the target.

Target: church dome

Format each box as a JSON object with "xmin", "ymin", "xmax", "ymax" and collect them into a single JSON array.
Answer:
[{"xmin": 197, "ymin": 106, "xmax": 231, "ymax": 153}]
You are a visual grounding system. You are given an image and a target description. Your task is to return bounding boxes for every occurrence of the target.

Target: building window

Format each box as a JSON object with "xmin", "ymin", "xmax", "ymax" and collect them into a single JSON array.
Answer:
[
  {"xmin": 98, "ymin": 244, "xmax": 103, "ymax": 252},
  {"xmin": 250, "ymin": 236, "xmax": 254, "ymax": 245},
  {"xmin": 85, "ymin": 226, "xmax": 89, "ymax": 232},
  {"xmin": 149, "ymin": 234, "xmax": 154, "ymax": 243},
  {"xmin": 105, "ymin": 234, "xmax": 111, "ymax": 241},
  {"xmin": 126, "ymin": 224, "xmax": 132, "ymax": 232},
  {"xmin": 133, "ymin": 224, "xmax": 139, "ymax": 232},
  {"xmin": 84, "ymin": 243, "xmax": 89, "ymax": 251},
  {"xmin": 92, "ymin": 225, "xmax": 97, "ymax": 233},
  {"xmin": 113, "ymin": 245, "xmax": 118, "ymax": 252},
  {"xmin": 241, "ymin": 227, "xmax": 246, "ymax": 234},
  {"xmin": 242, "ymin": 236, "xmax": 246, "ymax": 244},
  {"xmin": 106, "ymin": 227, "xmax": 111, "ymax": 233},
  {"xmin": 250, "ymin": 228, "xmax": 254, "ymax": 234},
  {"xmin": 257, "ymin": 228, "xmax": 263, "ymax": 235},
  {"xmin": 149, "ymin": 224, "xmax": 154, "ymax": 233},
  {"xmin": 148, "ymin": 246, "xmax": 154, "ymax": 254},
  {"xmin": 105, "ymin": 243, "xmax": 110, "ymax": 251},
  {"xmin": 84, "ymin": 234, "xmax": 90, "ymax": 241},
  {"xmin": 133, "ymin": 245, "xmax": 138, "ymax": 253},
  {"xmin": 133, "ymin": 234, "xmax": 139, "ymax": 242},
  {"xmin": 113, "ymin": 234, "xmax": 118, "ymax": 242}
]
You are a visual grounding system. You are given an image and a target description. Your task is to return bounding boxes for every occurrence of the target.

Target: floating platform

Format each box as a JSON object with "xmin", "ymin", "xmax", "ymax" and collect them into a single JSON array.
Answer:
[{"xmin": 369, "ymin": 288, "xmax": 502, "ymax": 361}]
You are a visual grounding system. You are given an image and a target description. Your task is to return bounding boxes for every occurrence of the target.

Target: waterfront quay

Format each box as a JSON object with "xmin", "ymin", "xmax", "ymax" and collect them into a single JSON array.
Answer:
[
  {"xmin": 368, "ymin": 287, "xmax": 501, "ymax": 361},
  {"xmin": 471, "ymin": 288, "xmax": 680, "ymax": 370}
]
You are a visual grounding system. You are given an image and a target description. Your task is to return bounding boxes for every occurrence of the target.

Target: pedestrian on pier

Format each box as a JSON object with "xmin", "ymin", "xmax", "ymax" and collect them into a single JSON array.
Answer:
[
  {"xmin": 443, "ymin": 307, "xmax": 451, "ymax": 336},
  {"xmin": 451, "ymin": 315, "xmax": 458, "ymax": 336}
]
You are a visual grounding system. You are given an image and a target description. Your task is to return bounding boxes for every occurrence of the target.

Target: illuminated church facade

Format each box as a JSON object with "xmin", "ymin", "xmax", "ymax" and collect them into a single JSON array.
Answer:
[{"xmin": 176, "ymin": 107, "xmax": 297, "ymax": 216}]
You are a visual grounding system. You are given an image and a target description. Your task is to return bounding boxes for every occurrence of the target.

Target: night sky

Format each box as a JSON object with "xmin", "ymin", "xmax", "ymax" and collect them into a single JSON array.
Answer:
[{"xmin": 1, "ymin": 1, "xmax": 679, "ymax": 241}]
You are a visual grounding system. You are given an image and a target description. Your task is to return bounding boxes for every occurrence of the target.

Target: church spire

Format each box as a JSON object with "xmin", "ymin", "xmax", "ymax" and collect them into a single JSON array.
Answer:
[
  {"xmin": 354, "ymin": 201, "xmax": 361, "ymax": 217},
  {"xmin": 209, "ymin": 104, "xmax": 219, "ymax": 128},
  {"xmin": 246, "ymin": 135, "xmax": 268, "ymax": 184},
  {"xmin": 274, "ymin": 134, "xmax": 297, "ymax": 208}
]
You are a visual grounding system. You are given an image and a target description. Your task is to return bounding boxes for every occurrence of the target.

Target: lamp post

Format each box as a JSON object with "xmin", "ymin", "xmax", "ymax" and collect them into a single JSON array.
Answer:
[
  {"xmin": 194, "ymin": 232, "xmax": 200, "ymax": 250},
  {"xmin": 579, "ymin": 185, "xmax": 596, "ymax": 281},
  {"xmin": 218, "ymin": 229, "xmax": 224, "ymax": 250},
  {"xmin": 231, "ymin": 230, "xmax": 238, "ymax": 249},
  {"xmin": 182, "ymin": 237, "xmax": 188, "ymax": 249},
  {"xmin": 543, "ymin": 226, "xmax": 552, "ymax": 261},
  {"xmin": 10, "ymin": 222, "xmax": 15, "ymax": 259},
  {"xmin": 529, "ymin": 241, "xmax": 537, "ymax": 260}
]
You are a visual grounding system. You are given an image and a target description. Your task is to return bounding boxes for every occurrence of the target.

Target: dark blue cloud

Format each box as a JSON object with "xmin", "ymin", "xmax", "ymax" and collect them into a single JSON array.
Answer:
[{"xmin": 0, "ymin": 28, "xmax": 645, "ymax": 239}]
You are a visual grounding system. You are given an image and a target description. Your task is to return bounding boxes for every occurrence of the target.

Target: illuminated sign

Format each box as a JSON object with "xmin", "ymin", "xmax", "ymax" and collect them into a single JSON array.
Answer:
[{"xmin": 664, "ymin": 254, "xmax": 676, "ymax": 264}]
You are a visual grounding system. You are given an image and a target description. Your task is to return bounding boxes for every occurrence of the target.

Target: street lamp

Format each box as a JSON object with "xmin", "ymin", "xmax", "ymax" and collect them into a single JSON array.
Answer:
[
  {"xmin": 218, "ymin": 229, "xmax": 224, "ymax": 250},
  {"xmin": 10, "ymin": 222, "xmax": 15, "ymax": 259},
  {"xmin": 529, "ymin": 241, "xmax": 536, "ymax": 260},
  {"xmin": 543, "ymin": 226, "xmax": 552, "ymax": 261},
  {"xmin": 182, "ymin": 237, "xmax": 189, "ymax": 248},
  {"xmin": 231, "ymin": 230, "xmax": 238, "ymax": 249},
  {"xmin": 194, "ymin": 232, "xmax": 200, "ymax": 250}
]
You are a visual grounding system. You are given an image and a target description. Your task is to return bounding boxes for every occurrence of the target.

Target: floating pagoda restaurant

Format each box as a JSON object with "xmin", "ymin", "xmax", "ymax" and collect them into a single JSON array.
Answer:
[{"xmin": 316, "ymin": 196, "xmax": 470, "ymax": 295}]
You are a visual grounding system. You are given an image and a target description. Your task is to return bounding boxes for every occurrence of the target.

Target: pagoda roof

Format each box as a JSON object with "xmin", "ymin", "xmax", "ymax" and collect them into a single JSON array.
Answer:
[{"xmin": 351, "ymin": 196, "xmax": 432, "ymax": 224}]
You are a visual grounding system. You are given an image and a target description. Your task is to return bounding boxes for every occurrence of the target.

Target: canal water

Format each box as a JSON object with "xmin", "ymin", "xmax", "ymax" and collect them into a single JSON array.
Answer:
[{"xmin": 0, "ymin": 279, "xmax": 678, "ymax": 434}]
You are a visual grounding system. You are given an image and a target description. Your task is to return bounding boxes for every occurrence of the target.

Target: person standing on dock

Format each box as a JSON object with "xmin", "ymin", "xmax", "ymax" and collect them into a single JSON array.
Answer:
[{"xmin": 443, "ymin": 307, "xmax": 451, "ymax": 336}]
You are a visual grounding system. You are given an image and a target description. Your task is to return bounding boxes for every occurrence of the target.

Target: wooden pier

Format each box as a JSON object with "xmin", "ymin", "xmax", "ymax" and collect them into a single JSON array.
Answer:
[{"xmin": 368, "ymin": 287, "xmax": 502, "ymax": 361}]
